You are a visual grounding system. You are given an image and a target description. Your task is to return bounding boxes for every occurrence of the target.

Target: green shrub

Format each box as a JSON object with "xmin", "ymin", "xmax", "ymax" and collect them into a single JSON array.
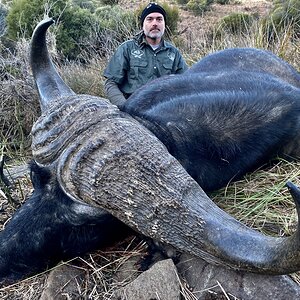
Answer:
[
  {"xmin": 176, "ymin": 0, "xmax": 189, "ymax": 4},
  {"xmin": 56, "ymin": 6, "xmax": 99, "ymax": 60},
  {"xmin": 72, "ymin": 0, "xmax": 98, "ymax": 12},
  {"xmin": 162, "ymin": 2, "xmax": 180, "ymax": 34},
  {"xmin": 6, "ymin": 0, "xmax": 67, "ymax": 39},
  {"xmin": 0, "ymin": 3, "xmax": 8, "ymax": 37},
  {"xmin": 95, "ymin": 5, "xmax": 137, "ymax": 33},
  {"xmin": 263, "ymin": 0, "xmax": 300, "ymax": 40},
  {"xmin": 186, "ymin": 0, "xmax": 213, "ymax": 15},
  {"xmin": 95, "ymin": 5, "xmax": 138, "ymax": 56},
  {"xmin": 215, "ymin": 0, "xmax": 230, "ymax": 4},
  {"xmin": 6, "ymin": 0, "xmax": 103, "ymax": 60},
  {"xmin": 100, "ymin": 0, "xmax": 119, "ymax": 5},
  {"xmin": 216, "ymin": 12, "xmax": 254, "ymax": 34}
]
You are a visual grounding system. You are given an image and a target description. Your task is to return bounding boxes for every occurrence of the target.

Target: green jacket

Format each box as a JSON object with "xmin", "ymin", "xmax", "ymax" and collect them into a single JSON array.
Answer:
[{"xmin": 103, "ymin": 33, "xmax": 188, "ymax": 99}]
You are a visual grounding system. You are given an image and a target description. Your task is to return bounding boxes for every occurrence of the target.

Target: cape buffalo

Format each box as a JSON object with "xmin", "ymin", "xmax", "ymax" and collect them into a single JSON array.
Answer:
[{"xmin": 0, "ymin": 18, "xmax": 300, "ymax": 284}]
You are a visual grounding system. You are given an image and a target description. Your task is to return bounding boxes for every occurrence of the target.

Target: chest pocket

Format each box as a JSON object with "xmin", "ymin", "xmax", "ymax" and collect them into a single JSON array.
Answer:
[
  {"xmin": 129, "ymin": 59, "xmax": 148, "ymax": 79},
  {"xmin": 162, "ymin": 57, "xmax": 174, "ymax": 75}
]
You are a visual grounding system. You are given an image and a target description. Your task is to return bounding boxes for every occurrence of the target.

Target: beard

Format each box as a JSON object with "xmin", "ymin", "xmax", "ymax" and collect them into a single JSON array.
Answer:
[{"xmin": 145, "ymin": 28, "xmax": 165, "ymax": 41}]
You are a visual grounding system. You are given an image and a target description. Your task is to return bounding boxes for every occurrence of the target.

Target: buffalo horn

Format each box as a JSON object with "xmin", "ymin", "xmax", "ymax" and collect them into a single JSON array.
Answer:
[
  {"xmin": 30, "ymin": 18, "xmax": 300, "ymax": 275},
  {"xmin": 30, "ymin": 18, "xmax": 75, "ymax": 112}
]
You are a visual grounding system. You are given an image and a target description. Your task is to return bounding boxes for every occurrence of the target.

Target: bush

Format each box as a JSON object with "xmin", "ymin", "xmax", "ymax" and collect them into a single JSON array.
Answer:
[
  {"xmin": 94, "ymin": 5, "xmax": 138, "ymax": 56},
  {"xmin": 176, "ymin": 0, "xmax": 189, "ymax": 4},
  {"xmin": 263, "ymin": 0, "xmax": 300, "ymax": 40},
  {"xmin": 215, "ymin": 0, "xmax": 230, "ymax": 4},
  {"xmin": 100, "ymin": 0, "xmax": 119, "ymax": 5},
  {"xmin": 95, "ymin": 5, "xmax": 137, "ymax": 33},
  {"xmin": 6, "ymin": 0, "xmax": 104, "ymax": 60},
  {"xmin": 163, "ymin": 2, "xmax": 180, "ymax": 34},
  {"xmin": 186, "ymin": 0, "xmax": 213, "ymax": 15},
  {"xmin": 72, "ymin": 0, "xmax": 98, "ymax": 12},
  {"xmin": 55, "ymin": 6, "xmax": 99, "ymax": 60},
  {"xmin": 0, "ymin": 3, "xmax": 7, "ymax": 37},
  {"xmin": 216, "ymin": 12, "xmax": 254, "ymax": 34},
  {"xmin": 6, "ymin": 0, "xmax": 67, "ymax": 39}
]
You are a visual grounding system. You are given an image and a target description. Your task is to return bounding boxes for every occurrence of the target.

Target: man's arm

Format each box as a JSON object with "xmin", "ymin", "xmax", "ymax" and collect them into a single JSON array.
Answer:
[
  {"xmin": 176, "ymin": 53, "xmax": 188, "ymax": 74},
  {"xmin": 104, "ymin": 79, "xmax": 126, "ymax": 107},
  {"xmin": 103, "ymin": 42, "xmax": 131, "ymax": 106}
]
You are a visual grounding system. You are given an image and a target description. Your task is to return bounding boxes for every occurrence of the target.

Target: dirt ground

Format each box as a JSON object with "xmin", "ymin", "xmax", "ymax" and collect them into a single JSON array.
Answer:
[
  {"xmin": 120, "ymin": 0, "xmax": 273, "ymax": 37},
  {"xmin": 177, "ymin": 0, "xmax": 272, "ymax": 35}
]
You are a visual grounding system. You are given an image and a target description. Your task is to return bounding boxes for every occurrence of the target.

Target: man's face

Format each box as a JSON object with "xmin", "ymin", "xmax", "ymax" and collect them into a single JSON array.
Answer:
[{"xmin": 143, "ymin": 12, "xmax": 165, "ymax": 41}]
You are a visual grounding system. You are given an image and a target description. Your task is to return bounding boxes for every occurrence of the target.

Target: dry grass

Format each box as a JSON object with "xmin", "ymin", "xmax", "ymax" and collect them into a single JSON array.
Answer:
[
  {"xmin": 61, "ymin": 59, "xmax": 107, "ymax": 97},
  {"xmin": 179, "ymin": 17, "xmax": 300, "ymax": 70},
  {"xmin": 0, "ymin": 38, "xmax": 39, "ymax": 158},
  {"xmin": 212, "ymin": 158, "xmax": 300, "ymax": 236}
]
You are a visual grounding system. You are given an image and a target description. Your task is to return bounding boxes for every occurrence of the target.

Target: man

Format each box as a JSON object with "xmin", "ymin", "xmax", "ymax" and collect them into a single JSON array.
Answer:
[{"xmin": 103, "ymin": 2, "xmax": 188, "ymax": 106}]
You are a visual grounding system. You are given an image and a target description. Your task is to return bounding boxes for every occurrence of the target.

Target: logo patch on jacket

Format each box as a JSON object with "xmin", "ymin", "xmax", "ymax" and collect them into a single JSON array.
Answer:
[
  {"xmin": 131, "ymin": 49, "xmax": 144, "ymax": 58},
  {"xmin": 168, "ymin": 52, "xmax": 175, "ymax": 61}
]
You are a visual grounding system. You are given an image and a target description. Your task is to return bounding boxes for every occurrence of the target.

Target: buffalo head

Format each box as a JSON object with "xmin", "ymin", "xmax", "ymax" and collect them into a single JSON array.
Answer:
[{"xmin": 1, "ymin": 18, "xmax": 300, "ymax": 284}]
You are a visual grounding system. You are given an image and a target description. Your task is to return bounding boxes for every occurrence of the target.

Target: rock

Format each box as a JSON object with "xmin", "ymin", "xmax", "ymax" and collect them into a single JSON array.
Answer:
[
  {"xmin": 113, "ymin": 259, "xmax": 180, "ymax": 300},
  {"xmin": 177, "ymin": 253, "xmax": 300, "ymax": 300},
  {"xmin": 40, "ymin": 264, "xmax": 86, "ymax": 300}
]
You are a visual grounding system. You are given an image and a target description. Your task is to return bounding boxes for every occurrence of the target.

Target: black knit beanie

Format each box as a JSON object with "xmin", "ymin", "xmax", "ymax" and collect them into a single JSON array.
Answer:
[{"xmin": 140, "ymin": 3, "xmax": 166, "ymax": 26}]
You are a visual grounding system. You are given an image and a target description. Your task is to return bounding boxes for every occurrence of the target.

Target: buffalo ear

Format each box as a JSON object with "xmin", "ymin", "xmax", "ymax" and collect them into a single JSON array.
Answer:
[{"xmin": 29, "ymin": 161, "xmax": 51, "ymax": 190}]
